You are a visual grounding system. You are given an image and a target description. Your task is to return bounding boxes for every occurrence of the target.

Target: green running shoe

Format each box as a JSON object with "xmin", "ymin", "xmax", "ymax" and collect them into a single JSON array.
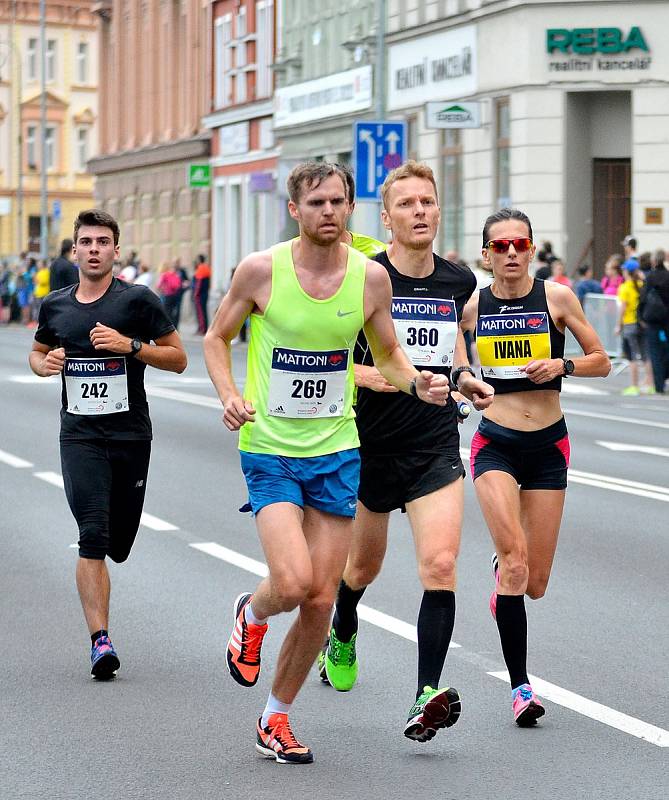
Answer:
[
  {"xmin": 324, "ymin": 629, "xmax": 358, "ymax": 692},
  {"xmin": 404, "ymin": 685, "xmax": 461, "ymax": 742}
]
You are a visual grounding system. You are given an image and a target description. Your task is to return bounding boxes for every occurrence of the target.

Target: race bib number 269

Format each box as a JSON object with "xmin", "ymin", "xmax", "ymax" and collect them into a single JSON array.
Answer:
[{"xmin": 268, "ymin": 347, "xmax": 348, "ymax": 418}]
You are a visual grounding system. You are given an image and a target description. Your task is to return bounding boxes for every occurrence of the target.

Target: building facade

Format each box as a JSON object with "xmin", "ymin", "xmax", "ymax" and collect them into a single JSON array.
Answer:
[
  {"xmin": 385, "ymin": 0, "xmax": 669, "ymax": 273},
  {"xmin": 0, "ymin": 1, "xmax": 98, "ymax": 257},
  {"xmin": 274, "ymin": 0, "xmax": 385, "ymax": 240},
  {"xmin": 204, "ymin": 0, "xmax": 279, "ymax": 292},
  {"xmin": 88, "ymin": 0, "xmax": 211, "ymax": 270}
]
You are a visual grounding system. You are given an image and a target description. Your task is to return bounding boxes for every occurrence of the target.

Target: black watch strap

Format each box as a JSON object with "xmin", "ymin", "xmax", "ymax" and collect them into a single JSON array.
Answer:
[
  {"xmin": 451, "ymin": 366, "xmax": 475, "ymax": 387},
  {"xmin": 129, "ymin": 337, "xmax": 142, "ymax": 357}
]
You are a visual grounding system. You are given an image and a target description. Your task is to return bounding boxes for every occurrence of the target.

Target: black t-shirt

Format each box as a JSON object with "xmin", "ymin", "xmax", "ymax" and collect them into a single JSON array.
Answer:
[
  {"xmin": 35, "ymin": 278, "xmax": 175, "ymax": 440},
  {"xmin": 49, "ymin": 256, "xmax": 79, "ymax": 291},
  {"xmin": 355, "ymin": 251, "xmax": 477, "ymax": 455}
]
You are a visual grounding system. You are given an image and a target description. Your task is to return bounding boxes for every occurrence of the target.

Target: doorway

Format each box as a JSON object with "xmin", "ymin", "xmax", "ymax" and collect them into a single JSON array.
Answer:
[{"xmin": 592, "ymin": 159, "xmax": 631, "ymax": 277}]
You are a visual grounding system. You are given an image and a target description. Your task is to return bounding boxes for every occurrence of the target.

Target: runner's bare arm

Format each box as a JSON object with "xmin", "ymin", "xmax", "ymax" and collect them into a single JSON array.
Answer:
[
  {"xmin": 29, "ymin": 341, "xmax": 65, "ymax": 377},
  {"xmin": 524, "ymin": 283, "xmax": 611, "ymax": 382},
  {"xmin": 353, "ymin": 363, "xmax": 399, "ymax": 392},
  {"xmin": 89, "ymin": 324, "xmax": 187, "ymax": 373},
  {"xmin": 460, "ymin": 291, "xmax": 479, "ymax": 333},
  {"xmin": 203, "ymin": 253, "xmax": 271, "ymax": 430},
  {"xmin": 362, "ymin": 262, "xmax": 450, "ymax": 405}
]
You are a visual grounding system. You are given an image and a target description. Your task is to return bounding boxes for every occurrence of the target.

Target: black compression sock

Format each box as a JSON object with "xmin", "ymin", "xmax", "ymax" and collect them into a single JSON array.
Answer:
[
  {"xmin": 332, "ymin": 580, "xmax": 366, "ymax": 643},
  {"xmin": 416, "ymin": 590, "xmax": 456, "ymax": 697},
  {"xmin": 495, "ymin": 595, "xmax": 530, "ymax": 690},
  {"xmin": 91, "ymin": 629, "xmax": 108, "ymax": 645}
]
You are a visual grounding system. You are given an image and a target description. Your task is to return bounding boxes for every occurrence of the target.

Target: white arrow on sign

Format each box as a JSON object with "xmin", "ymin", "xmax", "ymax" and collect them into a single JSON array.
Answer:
[
  {"xmin": 596, "ymin": 440, "xmax": 669, "ymax": 458},
  {"xmin": 359, "ymin": 129, "xmax": 376, "ymax": 194},
  {"xmin": 385, "ymin": 130, "xmax": 400, "ymax": 155}
]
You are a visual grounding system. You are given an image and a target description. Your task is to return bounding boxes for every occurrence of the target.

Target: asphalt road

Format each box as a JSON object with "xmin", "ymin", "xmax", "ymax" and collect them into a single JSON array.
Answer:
[{"xmin": 2, "ymin": 325, "xmax": 668, "ymax": 800}]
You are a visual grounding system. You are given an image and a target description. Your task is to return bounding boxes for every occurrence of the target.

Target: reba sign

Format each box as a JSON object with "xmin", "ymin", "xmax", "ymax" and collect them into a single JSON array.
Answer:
[{"xmin": 546, "ymin": 27, "xmax": 652, "ymax": 74}]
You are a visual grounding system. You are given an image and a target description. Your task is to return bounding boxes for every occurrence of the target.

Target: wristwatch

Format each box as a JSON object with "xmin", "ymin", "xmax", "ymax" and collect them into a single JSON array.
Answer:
[
  {"xmin": 129, "ymin": 337, "xmax": 143, "ymax": 357},
  {"xmin": 562, "ymin": 358, "xmax": 575, "ymax": 376},
  {"xmin": 451, "ymin": 365, "xmax": 475, "ymax": 388}
]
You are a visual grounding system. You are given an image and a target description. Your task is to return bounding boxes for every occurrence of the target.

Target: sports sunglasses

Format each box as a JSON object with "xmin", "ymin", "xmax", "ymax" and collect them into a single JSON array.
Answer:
[{"xmin": 486, "ymin": 237, "xmax": 533, "ymax": 254}]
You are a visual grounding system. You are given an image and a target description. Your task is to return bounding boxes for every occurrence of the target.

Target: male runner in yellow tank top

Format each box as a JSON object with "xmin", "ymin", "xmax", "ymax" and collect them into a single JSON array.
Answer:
[{"xmin": 203, "ymin": 162, "xmax": 450, "ymax": 765}]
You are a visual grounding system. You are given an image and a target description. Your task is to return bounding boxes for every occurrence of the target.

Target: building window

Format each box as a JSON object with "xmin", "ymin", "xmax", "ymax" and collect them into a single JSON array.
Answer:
[
  {"xmin": 76, "ymin": 42, "xmax": 88, "ymax": 84},
  {"xmin": 46, "ymin": 39, "xmax": 57, "ymax": 82},
  {"xmin": 237, "ymin": 5, "xmax": 247, "ymax": 38},
  {"xmin": 27, "ymin": 38, "xmax": 38, "ymax": 81},
  {"xmin": 495, "ymin": 97, "xmax": 511, "ymax": 208},
  {"xmin": 216, "ymin": 14, "xmax": 233, "ymax": 107},
  {"xmin": 441, "ymin": 129, "xmax": 464, "ymax": 257},
  {"xmin": 45, "ymin": 126, "xmax": 57, "ymax": 170},
  {"xmin": 77, "ymin": 128, "xmax": 89, "ymax": 171},
  {"xmin": 26, "ymin": 125, "xmax": 37, "ymax": 169},
  {"xmin": 256, "ymin": 0, "xmax": 274, "ymax": 98}
]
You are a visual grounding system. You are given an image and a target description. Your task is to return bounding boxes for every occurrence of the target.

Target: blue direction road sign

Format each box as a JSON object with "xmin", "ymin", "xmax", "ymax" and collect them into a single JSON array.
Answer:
[
  {"xmin": 52, "ymin": 199, "xmax": 61, "ymax": 220},
  {"xmin": 353, "ymin": 120, "xmax": 407, "ymax": 201}
]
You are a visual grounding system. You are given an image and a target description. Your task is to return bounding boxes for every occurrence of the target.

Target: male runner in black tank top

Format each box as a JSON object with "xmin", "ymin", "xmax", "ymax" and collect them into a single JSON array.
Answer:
[
  {"xmin": 320, "ymin": 161, "xmax": 494, "ymax": 743},
  {"xmin": 461, "ymin": 208, "xmax": 610, "ymax": 726}
]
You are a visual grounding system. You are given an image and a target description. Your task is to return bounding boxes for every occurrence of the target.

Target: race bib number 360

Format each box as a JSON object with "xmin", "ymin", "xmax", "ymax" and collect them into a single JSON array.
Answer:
[
  {"xmin": 64, "ymin": 357, "xmax": 129, "ymax": 415},
  {"xmin": 392, "ymin": 297, "xmax": 458, "ymax": 367},
  {"xmin": 268, "ymin": 347, "xmax": 349, "ymax": 418},
  {"xmin": 476, "ymin": 313, "xmax": 551, "ymax": 379}
]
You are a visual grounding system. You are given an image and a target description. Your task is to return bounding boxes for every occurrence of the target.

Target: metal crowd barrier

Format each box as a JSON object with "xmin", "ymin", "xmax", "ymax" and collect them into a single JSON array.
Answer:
[{"xmin": 565, "ymin": 293, "xmax": 628, "ymax": 374}]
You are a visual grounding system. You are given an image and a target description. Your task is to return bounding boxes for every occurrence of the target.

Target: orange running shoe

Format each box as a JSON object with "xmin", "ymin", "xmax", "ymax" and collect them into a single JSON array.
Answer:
[
  {"xmin": 255, "ymin": 713, "xmax": 314, "ymax": 764},
  {"xmin": 227, "ymin": 592, "xmax": 268, "ymax": 687}
]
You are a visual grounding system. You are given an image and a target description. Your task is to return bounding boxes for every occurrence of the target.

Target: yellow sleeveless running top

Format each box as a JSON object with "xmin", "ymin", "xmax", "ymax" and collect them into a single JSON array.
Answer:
[{"xmin": 238, "ymin": 240, "xmax": 366, "ymax": 457}]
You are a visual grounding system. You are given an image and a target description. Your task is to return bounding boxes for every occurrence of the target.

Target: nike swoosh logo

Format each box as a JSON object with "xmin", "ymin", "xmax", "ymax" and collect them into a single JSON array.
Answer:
[{"xmin": 337, "ymin": 309, "xmax": 355, "ymax": 317}]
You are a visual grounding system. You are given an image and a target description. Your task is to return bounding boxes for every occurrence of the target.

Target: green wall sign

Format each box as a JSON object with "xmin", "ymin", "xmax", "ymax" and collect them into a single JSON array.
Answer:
[
  {"xmin": 546, "ymin": 27, "xmax": 649, "ymax": 55},
  {"xmin": 188, "ymin": 164, "xmax": 211, "ymax": 187}
]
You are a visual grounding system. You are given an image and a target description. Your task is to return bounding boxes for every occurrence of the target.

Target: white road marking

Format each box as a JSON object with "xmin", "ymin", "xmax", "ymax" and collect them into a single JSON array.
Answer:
[
  {"xmin": 146, "ymin": 386, "xmax": 221, "ymax": 409},
  {"xmin": 8, "ymin": 374, "xmax": 58, "ymax": 384},
  {"xmin": 563, "ymin": 407, "xmax": 669, "ymax": 431},
  {"xmin": 33, "ymin": 469, "xmax": 178, "ymax": 530},
  {"xmin": 0, "ymin": 448, "xmax": 33, "ymax": 468},
  {"xmin": 140, "ymin": 513, "xmax": 179, "ymax": 531},
  {"xmin": 597, "ymin": 440, "xmax": 669, "ymax": 458},
  {"xmin": 460, "ymin": 448, "xmax": 669, "ymax": 503},
  {"xmin": 34, "ymin": 471, "xmax": 64, "ymax": 488},
  {"xmin": 561, "ymin": 383, "xmax": 609, "ymax": 396},
  {"xmin": 488, "ymin": 671, "xmax": 669, "ymax": 748},
  {"xmin": 189, "ymin": 542, "xmax": 460, "ymax": 648}
]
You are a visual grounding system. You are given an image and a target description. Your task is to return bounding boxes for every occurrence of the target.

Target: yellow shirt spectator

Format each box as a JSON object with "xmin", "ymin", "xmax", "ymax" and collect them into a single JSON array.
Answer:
[
  {"xmin": 34, "ymin": 265, "xmax": 51, "ymax": 299},
  {"xmin": 617, "ymin": 279, "xmax": 640, "ymax": 326}
]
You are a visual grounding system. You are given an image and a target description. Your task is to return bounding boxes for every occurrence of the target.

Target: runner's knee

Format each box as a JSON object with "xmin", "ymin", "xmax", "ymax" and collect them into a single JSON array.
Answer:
[
  {"xmin": 345, "ymin": 554, "xmax": 383, "ymax": 589},
  {"xmin": 526, "ymin": 573, "xmax": 550, "ymax": 599},
  {"xmin": 271, "ymin": 571, "xmax": 312, "ymax": 611},
  {"xmin": 418, "ymin": 549, "xmax": 457, "ymax": 589}
]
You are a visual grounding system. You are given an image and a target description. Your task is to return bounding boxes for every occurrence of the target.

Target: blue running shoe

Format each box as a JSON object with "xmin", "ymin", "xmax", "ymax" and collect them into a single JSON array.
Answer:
[{"xmin": 90, "ymin": 634, "xmax": 120, "ymax": 680}]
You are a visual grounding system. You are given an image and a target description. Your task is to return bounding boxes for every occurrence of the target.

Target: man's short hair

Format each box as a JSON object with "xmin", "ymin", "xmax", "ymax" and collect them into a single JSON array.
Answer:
[
  {"xmin": 60, "ymin": 238, "xmax": 73, "ymax": 256},
  {"xmin": 286, "ymin": 161, "xmax": 348, "ymax": 204},
  {"xmin": 621, "ymin": 235, "xmax": 637, "ymax": 249},
  {"xmin": 577, "ymin": 264, "xmax": 591, "ymax": 277},
  {"xmin": 73, "ymin": 209, "xmax": 120, "ymax": 246},
  {"xmin": 380, "ymin": 160, "xmax": 439, "ymax": 210},
  {"xmin": 336, "ymin": 163, "xmax": 355, "ymax": 204}
]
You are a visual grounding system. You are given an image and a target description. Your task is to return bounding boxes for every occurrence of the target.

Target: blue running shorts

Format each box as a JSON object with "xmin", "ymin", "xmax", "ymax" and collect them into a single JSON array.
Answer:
[{"xmin": 240, "ymin": 448, "xmax": 361, "ymax": 518}]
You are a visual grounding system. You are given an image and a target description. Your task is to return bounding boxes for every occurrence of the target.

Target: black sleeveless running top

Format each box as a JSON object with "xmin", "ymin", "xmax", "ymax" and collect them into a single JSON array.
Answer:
[{"xmin": 476, "ymin": 279, "xmax": 565, "ymax": 394}]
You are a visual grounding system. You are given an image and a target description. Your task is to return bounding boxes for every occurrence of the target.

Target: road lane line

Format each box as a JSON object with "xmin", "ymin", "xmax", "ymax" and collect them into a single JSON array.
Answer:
[
  {"xmin": 33, "ymin": 470, "xmax": 178, "ymax": 530},
  {"xmin": 488, "ymin": 671, "xmax": 669, "ymax": 748},
  {"xmin": 189, "ymin": 541, "xmax": 460, "ymax": 648},
  {"xmin": 563, "ymin": 407, "xmax": 669, "ymax": 431},
  {"xmin": 0, "ymin": 448, "xmax": 34, "ymax": 468},
  {"xmin": 139, "ymin": 513, "xmax": 179, "ymax": 531},
  {"xmin": 596, "ymin": 440, "xmax": 669, "ymax": 458},
  {"xmin": 146, "ymin": 386, "xmax": 221, "ymax": 409},
  {"xmin": 34, "ymin": 471, "xmax": 64, "ymax": 488}
]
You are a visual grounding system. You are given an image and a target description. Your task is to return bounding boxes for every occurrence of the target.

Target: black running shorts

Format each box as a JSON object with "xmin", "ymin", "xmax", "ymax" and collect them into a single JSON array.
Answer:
[
  {"xmin": 470, "ymin": 417, "xmax": 570, "ymax": 490},
  {"xmin": 358, "ymin": 450, "xmax": 465, "ymax": 513},
  {"xmin": 60, "ymin": 439, "xmax": 151, "ymax": 561}
]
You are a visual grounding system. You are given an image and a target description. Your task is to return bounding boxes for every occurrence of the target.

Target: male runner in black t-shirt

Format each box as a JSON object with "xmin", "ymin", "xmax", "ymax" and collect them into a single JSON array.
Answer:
[
  {"xmin": 29, "ymin": 209, "xmax": 187, "ymax": 679},
  {"xmin": 320, "ymin": 162, "xmax": 494, "ymax": 741}
]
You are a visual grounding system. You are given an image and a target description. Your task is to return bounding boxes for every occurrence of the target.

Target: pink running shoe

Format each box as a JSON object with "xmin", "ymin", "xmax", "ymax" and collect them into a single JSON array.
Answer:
[
  {"xmin": 512, "ymin": 684, "xmax": 545, "ymax": 727},
  {"xmin": 489, "ymin": 553, "xmax": 500, "ymax": 620}
]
